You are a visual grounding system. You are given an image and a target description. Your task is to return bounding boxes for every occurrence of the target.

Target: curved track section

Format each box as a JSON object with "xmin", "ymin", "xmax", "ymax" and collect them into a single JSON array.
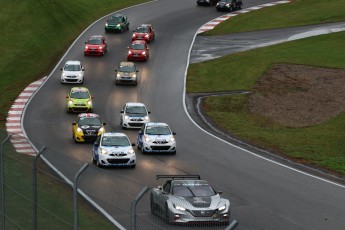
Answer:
[{"xmin": 23, "ymin": 0, "xmax": 345, "ymax": 229}]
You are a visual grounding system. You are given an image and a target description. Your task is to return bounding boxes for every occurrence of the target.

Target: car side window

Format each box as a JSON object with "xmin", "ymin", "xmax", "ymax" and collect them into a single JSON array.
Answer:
[{"xmin": 163, "ymin": 181, "xmax": 171, "ymax": 193}]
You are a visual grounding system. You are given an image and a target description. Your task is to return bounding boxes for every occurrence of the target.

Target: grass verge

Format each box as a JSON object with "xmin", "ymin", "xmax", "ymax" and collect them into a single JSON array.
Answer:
[
  {"xmin": 203, "ymin": 0, "xmax": 345, "ymax": 35},
  {"xmin": 187, "ymin": 1, "xmax": 345, "ymax": 175}
]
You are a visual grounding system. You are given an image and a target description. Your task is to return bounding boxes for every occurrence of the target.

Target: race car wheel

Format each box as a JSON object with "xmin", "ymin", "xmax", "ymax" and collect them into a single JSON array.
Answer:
[
  {"xmin": 92, "ymin": 155, "xmax": 96, "ymax": 164},
  {"xmin": 150, "ymin": 194, "xmax": 156, "ymax": 215},
  {"xmin": 164, "ymin": 204, "xmax": 171, "ymax": 224},
  {"xmin": 96, "ymin": 159, "xmax": 102, "ymax": 168}
]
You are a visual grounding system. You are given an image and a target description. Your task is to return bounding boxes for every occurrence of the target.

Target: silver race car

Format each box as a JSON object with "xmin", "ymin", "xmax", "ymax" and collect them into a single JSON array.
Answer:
[{"xmin": 150, "ymin": 175, "xmax": 230, "ymax": 225}]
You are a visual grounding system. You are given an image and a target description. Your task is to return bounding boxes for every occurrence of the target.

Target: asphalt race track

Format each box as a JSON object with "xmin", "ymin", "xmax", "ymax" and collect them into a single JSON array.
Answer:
[{"xmin": 23, "ymin": 0, "xmax": 345, "ymax": 229}]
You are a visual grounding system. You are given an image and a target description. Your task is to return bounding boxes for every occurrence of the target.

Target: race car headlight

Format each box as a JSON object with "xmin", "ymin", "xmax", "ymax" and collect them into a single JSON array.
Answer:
[
  {"xmin": 68, "ymin": 100, "xmax": 74, "ymax": 105},
  {"xmin": 169, "ymin": 137, "xmax": 175, "ymax": 142},
  {"xmin": 174, "ymin": 205, "xmax": 186, "ymax": 211},
  {"xmin": 132, "ymin": 74, "xmax": 136, "ymax": 78},
  {"xmin": 85, "ymin": 45, "xmax": 89, "ymax": 49},
  {"xmin": 142, "ymin": 51, "xmax": 146, "ymax": 55},
  {"xmin": 128, "ymin": 149, "xmax": 135, "ymax": 155},
  {"xmin": 77, "ymin": 127, "xmax": 83, "ymax": 133},
  {"xmin": 87, "ymin": 100, "xmax": 92, "ymax": 105},
  {"xmin": 226, "ymin": 3, "xmax": 230, "ymax": 7},
  {"xmin": 144, "ymin": 116, "xmax": 149, "ymax": 120},
  {"xmin": 132, "ymin": 34, "xmax": 136, "ymax": 38},
  {"xmin": 105, "ymin": 23, "xmax": 108, "ymax": 26},
  {"xmin": 144, "ymin": 136, "xmax": 152, "ymax": 142},
  {"xmin": 124, "ymin": 115, "xmax": 129, "ymax": 120},
  {"xmin": 99, "ymin": 46, "xmax": 103, "ymax": 49},
  {"xmin": 98, "ymin": 127, "xmax": 105, "ymax": 133},
  {"xmin": 145, "ymin": 34, "xmax": 149, "ymax": 38},
  {"xmin": 117, "ymin": 24, "xmax": 121, "ymax": 27},
  {"xmin": 116, "ymin": 73, "xmax": 121, "ymax": 77},
  {"xmin": 78, "ymin": 73, "xmax": 82, "ymax": 77},
  {"xmin": 100, "ymin": 148, "xmax": 108, "ymax": 155},
  {"xmin": 218, "ymin": 205, "xmax": 226, "ymax": 211}
]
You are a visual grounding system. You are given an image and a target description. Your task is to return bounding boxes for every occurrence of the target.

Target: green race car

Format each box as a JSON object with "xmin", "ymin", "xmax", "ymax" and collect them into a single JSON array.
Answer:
[
  {"xmin": 105, "ymin": 14, "xmax": 129, "ymax": 33},
  {"xmin": 66, "ymin": 87, "xmax": 93, "ymax": 113}
]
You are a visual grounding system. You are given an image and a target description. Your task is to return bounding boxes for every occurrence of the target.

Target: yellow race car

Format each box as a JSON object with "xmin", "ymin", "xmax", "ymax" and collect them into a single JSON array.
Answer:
[{"xmin": 72, "ymin": 113, "xmax": 106, "ymax": 143}]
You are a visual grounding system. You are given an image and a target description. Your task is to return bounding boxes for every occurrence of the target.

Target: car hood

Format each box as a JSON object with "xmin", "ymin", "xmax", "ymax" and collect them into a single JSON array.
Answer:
[
  {"xmin": 102, "ymin": 146, "xmax": 133, "ymax": 155},
  {"xmin": 85, "ymin": 44, "xmax": 103, "ymax": 48},
  {"xmin": 63, "ymin": 70, "xmax": 83, "ymax": 76},
  {"xmin": 117, "ymin": 71, "xmax": 136, "ymax": 77},
  {"xmin": 146, "ymin": 134, "xmax": 172, "ymax": 141},
  {"xmin": 79, "ymin": 125, "xmax": 101, "ymax": 130},
  {"xmin": 169, "ymin": 194, "xmax": 227, "ymax": 209},
  {"xmin": 69, "ymin": 98, "xmax": 90, "ymax": 103}
]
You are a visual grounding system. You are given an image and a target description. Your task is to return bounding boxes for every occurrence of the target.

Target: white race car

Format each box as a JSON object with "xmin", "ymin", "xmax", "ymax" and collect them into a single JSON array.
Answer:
[
  {"xmin": 92, "ymin": 132, "xmax": 136, "ymax": 168},
  {"xmin": 120, "ymin": 102, "xmax": 150, "ymax": 129},
  {"xmin": 60, "ymin": 60, "xmax": 84, "ymax": 84},
  {"xmin": 150, "ymin": 175, "xmax": 231, "ymax": 225},
  {"xmin": 137, "ymin": 122, "xmax": 176, "ymax": 154}
]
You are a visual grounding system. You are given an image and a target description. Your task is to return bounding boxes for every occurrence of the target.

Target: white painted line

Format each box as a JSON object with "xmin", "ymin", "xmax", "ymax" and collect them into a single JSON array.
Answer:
[
  {"xmin": 14, "ymin": 143, "xmax": 32, "ymax": 148},
  {"xmin": 11, "ymin": 104, "xmax": 25, "ymax": 109},
  {"xmin": 20, "ymin": 93, "xmax": 33, "ymax": 97},
  {"xmin": 8, "ymin": 111, "xmax": 22, "ymax": 115},
  {"xmin": 15, "ymin": 98, "xmax": 29, "ymax": 103},
  {"xmin": 6, "ymin": 117, "xmax": 21, "ymax": 121}
]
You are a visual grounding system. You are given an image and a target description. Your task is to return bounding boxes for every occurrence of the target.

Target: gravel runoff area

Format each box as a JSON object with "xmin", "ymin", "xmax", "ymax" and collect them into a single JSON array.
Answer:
[{"xmin": 249, "ymin": 63, "xmax": 345, "ymax": 127}]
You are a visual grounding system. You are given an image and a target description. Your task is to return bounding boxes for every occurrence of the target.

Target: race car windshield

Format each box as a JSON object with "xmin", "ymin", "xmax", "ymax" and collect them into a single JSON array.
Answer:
[
  {"xmin": 71, "ymin": 91, "xmax": 90, "ymax": 99},
  {"xmin": 101, "ymin": 136, "xmax": 130, "ymax": 146},
  {"xmin": 79, "ymin": 117, "xmax": 101, "ymax": 126},
  {"xmin": 172, "ymin": 185, "xmax": 216, "ymax": 197},
  {"xmin": 131, "ymin": 44, "xmax": 145, "ymax": 50},
  {"xmin": 119, "ymin": 65, "xmax": 135, "ymax": 72},
  {"xmin": 109, "ymin": 16, "xmax": 122, "ymax": 23},
  {"xmin": 126, "ymin": 106, "xmax": 146, "ymax": 115},
  {"xmin": 145, "ymin": 126, "xmax": 171, "ymax": 135},
  {"xmin": 135, "ymin": 27, "xmax": 149, "ymax": 33},
  {"xmin": 87, "ymin": 38, "xmax": 102, "ymax": 45},
  {"xmin": 65, "ymin": 64, "xmax": 81, "ymax": 71}
]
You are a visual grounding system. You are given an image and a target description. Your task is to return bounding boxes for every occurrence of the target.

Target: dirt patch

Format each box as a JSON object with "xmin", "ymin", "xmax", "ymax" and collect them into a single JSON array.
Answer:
[{"xmin": 249, "ymin": 64, "xmax": 345, "ymax": 127}]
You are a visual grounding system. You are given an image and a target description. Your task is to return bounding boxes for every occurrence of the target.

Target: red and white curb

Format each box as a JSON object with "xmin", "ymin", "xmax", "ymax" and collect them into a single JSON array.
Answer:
[
  {"xmin": 197, "ymin": 0, "xmax": 291, "ymax": 34},
  {"xmin": 6, "ymin": 77, "xmax": 47, "ymax": 156}
]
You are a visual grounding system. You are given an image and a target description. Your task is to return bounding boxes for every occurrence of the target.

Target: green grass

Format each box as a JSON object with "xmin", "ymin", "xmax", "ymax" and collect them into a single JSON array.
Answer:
[
  {"xmin": 203, "ymin": 0, "xmax": 345, "ymax": 35},
  {"xmin": 187, "ymin": 0, "xmax": 345, "ymax": 174},
  {"xmin": 0, "ymin": 0, "xmax": 148, "ymax": 229}
]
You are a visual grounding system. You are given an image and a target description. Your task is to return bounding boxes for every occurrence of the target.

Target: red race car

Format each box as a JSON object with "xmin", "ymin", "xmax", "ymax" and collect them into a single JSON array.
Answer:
[
  {"xmin": 127, "ymin": 40, "xmax": 149, "ymax": 61},
  {"xmin": 131, "ymin": 24, "xmax": 155, "ymax": 43},
  {"xmin": 84, "ymin": 35, "xmax": 107, "ymax": 56}
]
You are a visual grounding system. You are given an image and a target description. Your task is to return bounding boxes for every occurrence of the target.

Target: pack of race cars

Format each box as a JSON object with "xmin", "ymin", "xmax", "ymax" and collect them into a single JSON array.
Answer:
[
  {"xmin": 62, "ymin": 14, "xmax": 175, "ymax": 169},
  {"xmin": 62, "ymin": 12, "xmax": 231, "ymax": 225}
]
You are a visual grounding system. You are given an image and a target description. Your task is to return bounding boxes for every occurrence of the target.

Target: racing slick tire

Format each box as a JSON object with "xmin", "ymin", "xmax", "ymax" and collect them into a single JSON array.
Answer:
[{"xmin": 164, "ymin": 203, "xmax": 171, "ymax": 224}]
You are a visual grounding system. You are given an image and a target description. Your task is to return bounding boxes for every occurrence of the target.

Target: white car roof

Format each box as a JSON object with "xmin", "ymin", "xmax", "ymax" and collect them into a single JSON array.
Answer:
[
  {"xmin": 65, "ymin": 60, "xmax": 81, "ymax": 65},
  {"xmin": 125, "ymin": 102, "xmax": 145, "ymax": 107},
  {"xmin": 146, "ymin": 122, "xmax": 168, "ymax": 127},
  {"xmin": 102, "ymin": 132, "xmax": 127, "ymax": 137}
]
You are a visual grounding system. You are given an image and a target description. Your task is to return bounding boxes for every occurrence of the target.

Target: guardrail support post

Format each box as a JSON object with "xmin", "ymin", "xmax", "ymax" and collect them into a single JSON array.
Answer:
[
  {"xmin": 74, "ymin": 163, "xmax": 88, "ymax": 230},
  {"xmin": 131, "ymin": 186, "xmax": 149, "ymax": 230},
  {"xmin": 32, "ymin": 146, "xmax": 46, "ymax": 230},
  {"xmin": 1, "ymin": 134, "xmax": 12, "ymax": 230}
]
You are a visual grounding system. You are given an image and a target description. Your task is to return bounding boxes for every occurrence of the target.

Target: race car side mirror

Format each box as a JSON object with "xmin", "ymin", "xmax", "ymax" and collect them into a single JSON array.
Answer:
[
  {"xmin": 131, "ymin": 143, "xmax": 135, "ymax": 147},
  {"xmin": 158, "ymin": 186, "xmax": 162, "ymax": 190},
  {"xmin": 217, "ymin": 191, "xmax": 223, "ymax": 194},
  {"xmin": 103, "ymin": 123, "xmax": 106, "ymax": 125},
  {"xmin": 148, "ymin": 111, "xmax": 151, "ymax": 114},
  {"xmin": 120, "ymin": 110, "xmax": 124, "ymax": 113},
  {"xmin": 172, "ymin": 132, "xmax": 176, "ymax": 135},
  {"xmin": 72, "ymin": 122, "xmax": 76, "ymax": 125}
]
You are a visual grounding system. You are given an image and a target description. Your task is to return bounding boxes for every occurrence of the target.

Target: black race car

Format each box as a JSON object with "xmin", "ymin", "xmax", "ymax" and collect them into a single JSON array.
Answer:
[
  {"xmin": 216, "ymin": 0, "xmax": 243, "ymax": 11},
  {"xmin": 150, "ymin": 175, "xmax": 230, "ymax": 225},
  {"xmin": 197, "ymin": 0, "xmax": 220, "ymax": 6}
]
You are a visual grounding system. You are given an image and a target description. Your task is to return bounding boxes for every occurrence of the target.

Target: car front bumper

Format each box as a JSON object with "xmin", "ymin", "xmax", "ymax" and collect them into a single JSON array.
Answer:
[
  {"xmin": 142, "ymin": 142, "xmax": 176, "ymax": 153},
  {"xmin": 97, "ymin": 154, "xmax": 136, "ymax": 167}
]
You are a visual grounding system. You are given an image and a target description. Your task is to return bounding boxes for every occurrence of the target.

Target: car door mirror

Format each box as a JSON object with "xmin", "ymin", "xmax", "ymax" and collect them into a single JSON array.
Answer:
[
  {"xmin": 158, "ymin": 185, "xmax": 162, "ymax": 190},
  {"xmin": 120, "ymin": 110, "xmax": 124, "ymax": 113},
  {"xmin": 72, "ymin": 122, "xmax": 76, "ymax": 125},
  {"xmin": 103, "ymin": 123, "xmax": 106, "ymax": 125},
  {"xmin": 131, "ymin": 143, "xmax": 135, "ymax": 147},
  {"xmin": 148, "ymin": 111, "xmax": 151, "ymax": 114},
  {"xmin": 172, "ymin": 132, "xmax": 176, "ymax": 135},
  {"xmin": 60, "ymin": 68, "xmax": 63, "ymax": 71}
]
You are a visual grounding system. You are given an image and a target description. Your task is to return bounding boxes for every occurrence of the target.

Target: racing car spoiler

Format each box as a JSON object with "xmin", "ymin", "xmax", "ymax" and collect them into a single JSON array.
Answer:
[{"xmin": 156, "ymin": 175, "xmax": 201, "ymax": 180}]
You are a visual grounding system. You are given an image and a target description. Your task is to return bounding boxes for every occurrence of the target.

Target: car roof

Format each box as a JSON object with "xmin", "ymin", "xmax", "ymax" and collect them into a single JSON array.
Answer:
[
  {"xmin": 119, "ymin": 62, "xmax": 135, "ymax": 67},
  {"xmin": 65, "ymin": 60, "xmax": 81, "ymax": 65},
  {"xmin": 131, "ymin": 40, "xmax": 147, "ymax": 45},
  {"xmin": 137, "ymin": 24, "xmax": 152, "ymax": 28},
  {"xmin": 171, "ymin": 179, "xmax": 210, "ymax": 186},
  {"xmin": 89, "ymin": 35, "xmax": 104, "ymax": 39},
  {"xmin": 146, "ymin": 122, "xmax": 168, "ymax": 127},
  {"xmin": 78, "ymin": 113, "xmax": 100, "ymax": 118},
  {"xmin": 125, "ymin": 102, "xmax": 145, "ymax": 107},
  {"xmin": 70, "ymin": 87, "xmax": 89, "ymax": 92},
  {"xmin": 102, "ymin": 132, "xmax": 127, "ymax": 137}
]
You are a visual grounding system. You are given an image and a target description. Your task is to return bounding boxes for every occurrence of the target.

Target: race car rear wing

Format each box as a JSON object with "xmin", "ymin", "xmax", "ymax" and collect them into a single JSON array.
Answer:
[{"xmin": 156, "ymin": 175, "xmax": 201, "ymax": 180}]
